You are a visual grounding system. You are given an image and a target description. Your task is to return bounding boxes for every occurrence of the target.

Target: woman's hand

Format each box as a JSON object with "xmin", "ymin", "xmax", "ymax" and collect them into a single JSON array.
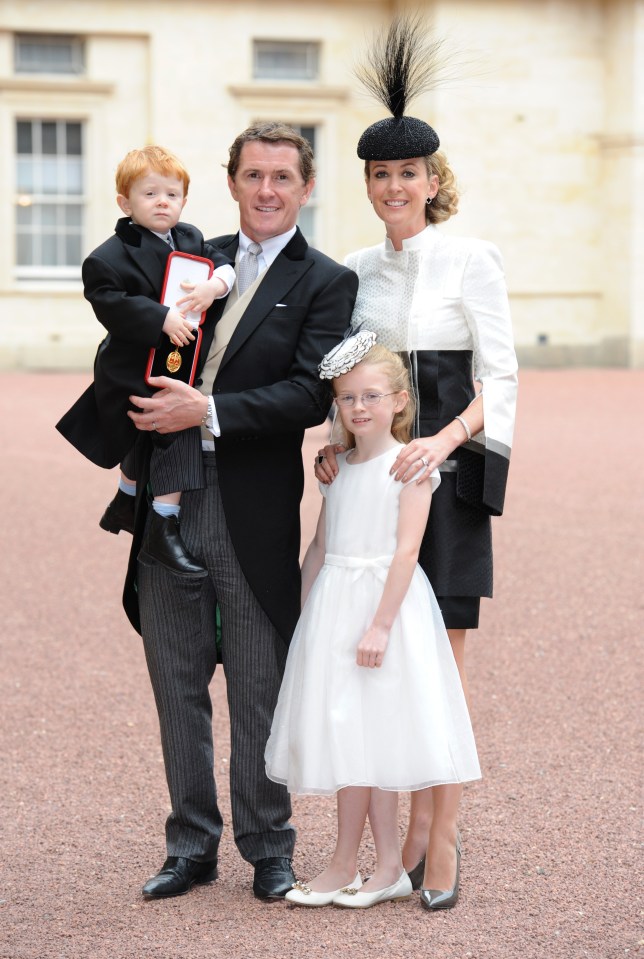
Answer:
[
  {"xmin": 314, "ymin": 443, "xmax": 346, "ymax": 485},
  {"xmin": 390, "ymin": 433, "xmax": 457, "ymax": 484},
  {"xmin": 392, "ymin": 398, "xmax": 484, "ymax": 482},
  {"xmin": 356, "ymin": 625, "xmax": 389, "ymax": 668}
]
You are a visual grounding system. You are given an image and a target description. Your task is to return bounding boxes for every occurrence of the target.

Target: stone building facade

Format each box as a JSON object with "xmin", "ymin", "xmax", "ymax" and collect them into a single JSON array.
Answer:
[{"xmin": 1, "ymin": 0, "xmax": 642, "ymax": 369}]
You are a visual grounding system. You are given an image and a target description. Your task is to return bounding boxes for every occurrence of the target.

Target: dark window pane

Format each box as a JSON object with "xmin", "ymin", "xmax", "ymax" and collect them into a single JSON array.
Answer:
[
  {"xmin": 42, "ymin": 122, "xmax": 57, "ymax": 154},
  {"xmin": 299, "ymin": 127, "xmax": 316, "ymax": 153},
  {"xmin": 66, "ymin": 122, "xmax": 82, "ymax": 155},
  {"xmin": 17, "ymin": 121, "xmax": 33, "ymax": 154}
]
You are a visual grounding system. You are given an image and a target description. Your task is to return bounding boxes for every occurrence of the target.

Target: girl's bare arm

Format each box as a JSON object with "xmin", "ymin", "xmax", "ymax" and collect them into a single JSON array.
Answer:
[{"xmin": 356, "ymin": 479, "xmax": 432, "ymax": 668}]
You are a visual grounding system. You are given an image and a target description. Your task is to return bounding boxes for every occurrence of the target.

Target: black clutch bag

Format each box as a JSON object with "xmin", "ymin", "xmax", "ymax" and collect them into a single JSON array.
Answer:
[{"xmin": 145, "ymin": 251, "xmax": 213, "ymax": 386}]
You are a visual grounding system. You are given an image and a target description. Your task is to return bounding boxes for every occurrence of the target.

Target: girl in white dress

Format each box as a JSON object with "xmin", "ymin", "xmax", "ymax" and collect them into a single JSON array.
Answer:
[{"xmin": 265, "ymin": 334, "xmax": 480, "ymax": 910}]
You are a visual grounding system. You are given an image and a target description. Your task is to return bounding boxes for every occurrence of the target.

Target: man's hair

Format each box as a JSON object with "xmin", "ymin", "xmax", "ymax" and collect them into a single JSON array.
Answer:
[
  {"xmin": 115, "ymin": 145, "xmax": 190, "ymax": 197},
  {"xmin": 227, "ymin": 122, "xmax": 315, "ymax": 183}
]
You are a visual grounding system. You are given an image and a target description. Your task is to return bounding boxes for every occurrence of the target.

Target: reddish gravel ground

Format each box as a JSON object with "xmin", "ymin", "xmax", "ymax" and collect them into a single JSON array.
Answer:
[{"xmin": 0, "ymin": 370, "xmax": 641, "ymax": 959}]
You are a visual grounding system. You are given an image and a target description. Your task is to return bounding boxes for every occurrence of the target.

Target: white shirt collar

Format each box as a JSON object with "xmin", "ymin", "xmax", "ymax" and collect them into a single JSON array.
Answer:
[
  {"xmin": 238, "ymin": 227, "xmax": 296, "ymax": 269},
  {"xmin": 128, "ymin": 219, "xmax": 172, "ymax": 243}
]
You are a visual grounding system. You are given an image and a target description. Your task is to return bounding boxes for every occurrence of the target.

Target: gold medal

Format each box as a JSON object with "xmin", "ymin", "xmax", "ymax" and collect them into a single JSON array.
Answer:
[{"xmin": 166, "ymin": 350, "xmax": 182, "ymax": 374}]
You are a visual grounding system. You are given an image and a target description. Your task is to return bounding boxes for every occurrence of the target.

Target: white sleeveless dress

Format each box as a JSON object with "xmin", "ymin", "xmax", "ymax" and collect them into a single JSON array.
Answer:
[{"xmin": 265, "ymin": 444, "xmax": 481, "ymax": 796}]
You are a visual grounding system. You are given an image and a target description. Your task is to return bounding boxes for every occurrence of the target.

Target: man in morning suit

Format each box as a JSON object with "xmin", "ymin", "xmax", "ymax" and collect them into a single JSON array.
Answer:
[{"xmin": 125, "ymin": 123, "xmax": 358, "ymax": 900}]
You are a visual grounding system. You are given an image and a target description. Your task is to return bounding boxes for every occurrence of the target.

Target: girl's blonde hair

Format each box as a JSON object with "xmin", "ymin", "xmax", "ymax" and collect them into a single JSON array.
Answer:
[{"xmin": 334, "ymin": 344, "xmax": 415, "ymax": 447}]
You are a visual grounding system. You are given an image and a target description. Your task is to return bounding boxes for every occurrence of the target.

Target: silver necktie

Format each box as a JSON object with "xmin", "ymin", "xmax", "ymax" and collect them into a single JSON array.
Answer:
[
  {"xmin": 164, "ymin": 232, "xmax": 175, "ymax": 250},
  {"xmin": 237, "ymin": 242, "xmax": 262, "ymax": 294}
]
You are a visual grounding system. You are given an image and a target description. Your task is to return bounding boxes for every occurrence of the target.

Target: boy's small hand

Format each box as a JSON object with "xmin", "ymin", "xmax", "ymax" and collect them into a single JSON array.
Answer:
[
  {"xmin": 162, "ymin": 307, "xmax": 195, "ymax": 347},
  {"xmin": 176, "ymin": 277, "xmax": 226, "ymax": 315},
  {"xmin": 356, "ymin": 625, "xmax": 389, "ymax": 668}
]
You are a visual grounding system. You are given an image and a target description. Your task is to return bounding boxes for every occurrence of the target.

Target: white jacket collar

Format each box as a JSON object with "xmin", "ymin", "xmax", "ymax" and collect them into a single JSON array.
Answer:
[{"xmin": 384, "ymin": 225, "xmax": 439, "ymax": 253}]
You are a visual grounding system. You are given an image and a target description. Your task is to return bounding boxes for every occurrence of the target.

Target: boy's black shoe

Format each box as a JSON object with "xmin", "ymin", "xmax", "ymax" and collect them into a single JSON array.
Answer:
[
  {"xmin": 99, "ymin": 488, "xmax": 136, "ymax": 535},
  {"xmin": 138, "ymin": 511, "xmax": 207, "ymax": 577}
]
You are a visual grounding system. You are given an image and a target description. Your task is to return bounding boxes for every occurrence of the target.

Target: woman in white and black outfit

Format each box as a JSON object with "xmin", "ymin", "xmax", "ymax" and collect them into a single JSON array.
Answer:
[{"xmin": 316, "ymin": 18, "xmax": 518, "ymax": 910}]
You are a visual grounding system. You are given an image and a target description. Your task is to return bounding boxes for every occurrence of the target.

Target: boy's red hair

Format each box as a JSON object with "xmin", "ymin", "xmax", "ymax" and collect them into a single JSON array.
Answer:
[{"xmin": 115, "ymin": 145, "xmax": 190, "ymax": 197}]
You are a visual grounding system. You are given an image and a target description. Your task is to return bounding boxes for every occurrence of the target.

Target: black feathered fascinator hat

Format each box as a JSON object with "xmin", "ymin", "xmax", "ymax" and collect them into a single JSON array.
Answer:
[{"xmin": 356, "ymin": 16, "xmax": 445, "ymax": 161}]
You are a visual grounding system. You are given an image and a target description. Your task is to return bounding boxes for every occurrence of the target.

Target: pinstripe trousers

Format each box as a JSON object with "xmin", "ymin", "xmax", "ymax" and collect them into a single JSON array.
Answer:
[
  {"xmin": 148, "ymin": 426, "xmax": 205, "ymax": 496},
  {"xmin": 137, "ymin": 452, "xmax": 295, "ymax": 864}
]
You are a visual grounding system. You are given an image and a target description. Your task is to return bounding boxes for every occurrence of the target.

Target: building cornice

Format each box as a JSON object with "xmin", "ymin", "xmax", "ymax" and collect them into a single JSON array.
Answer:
[
  {"xmin": 0, "ymin": 77, "xmax": 114, "ymax": 94},
  {"xmin": 228, "ymin": 84, "xmax": 349, "ymax": 101}
]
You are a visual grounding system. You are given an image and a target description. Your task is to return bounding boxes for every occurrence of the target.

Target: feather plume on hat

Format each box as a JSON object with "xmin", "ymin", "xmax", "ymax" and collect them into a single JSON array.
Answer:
[{"xmin": 355, "ymin": 14, "xmax": 448, "ymax": 161}]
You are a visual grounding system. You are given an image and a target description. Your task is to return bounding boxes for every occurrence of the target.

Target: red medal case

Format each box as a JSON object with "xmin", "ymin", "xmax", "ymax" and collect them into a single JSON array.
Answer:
[{"xmin": 145, "ymin": 251, "xmax": 214, "ymax": 386}]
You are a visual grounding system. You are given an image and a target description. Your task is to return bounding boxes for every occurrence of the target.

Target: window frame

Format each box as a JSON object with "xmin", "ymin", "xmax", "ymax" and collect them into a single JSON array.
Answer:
[
  {"xmin": 253, "ymin": 40, "xmax": 320, "ymax": 81},
  {"xmin": 14, "ymin": 33, "xmax": 85, "ymax": 75},
  {"xmin": 289, "ymin": 123, "xmax": 319, "ymax": 246},
  {"xmin": 14, "ymin": 118, "xmax": 85, "ymax": 281}
]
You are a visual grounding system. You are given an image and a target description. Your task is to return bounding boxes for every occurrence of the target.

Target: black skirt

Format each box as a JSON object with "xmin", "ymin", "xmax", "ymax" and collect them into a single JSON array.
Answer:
[
  {"xmin": 418, "ymin": 472, "xmax": 492, "ymax": 630},
  {"xmin": 435, "ymin": 595, "xmax": 481, "ymax": 631}
]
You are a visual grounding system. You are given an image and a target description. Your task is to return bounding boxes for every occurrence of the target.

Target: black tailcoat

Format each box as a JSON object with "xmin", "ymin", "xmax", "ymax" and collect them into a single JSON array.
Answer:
[
  {"xmin": 55, "ymin": 217, "xmax": 231, "ymax": 468},
  {"xmin": 123, "ymin": 228, "xmax": 358, "ymax": 642}
]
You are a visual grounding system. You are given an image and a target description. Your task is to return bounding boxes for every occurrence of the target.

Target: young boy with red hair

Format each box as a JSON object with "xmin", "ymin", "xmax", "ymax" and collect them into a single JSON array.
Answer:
[{"xmin": 57, "ymin": 146, "xmax": 235, "ymax": 574}]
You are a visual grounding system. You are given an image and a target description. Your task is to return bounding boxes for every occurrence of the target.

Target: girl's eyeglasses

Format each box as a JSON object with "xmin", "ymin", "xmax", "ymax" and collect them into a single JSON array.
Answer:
[{"xmin": 335, "ymin": 391, "xmax": 398, "ymax": 408}]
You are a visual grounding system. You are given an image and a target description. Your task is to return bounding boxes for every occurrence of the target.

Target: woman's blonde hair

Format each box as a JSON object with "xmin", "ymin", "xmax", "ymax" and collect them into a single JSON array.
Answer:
[
  {"xmin": 334, "ymin": 344, "xmax": 415, "ymax": 447},
  {"xmin": 364, "ymin": 149, "xmax": 459, "ymax": 224},
  {"xmin": 422, "ymin": 150, "xmax": 459, "ymax": 224}
]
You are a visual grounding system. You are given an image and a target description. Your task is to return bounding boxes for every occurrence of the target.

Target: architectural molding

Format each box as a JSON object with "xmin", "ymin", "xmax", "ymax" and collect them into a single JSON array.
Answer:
[
  {"xmin": 0, "ymin": 77, "xmax": 114, "ymax": 95},
  {"xmin": 227, "ymin": 83, "xmax": 348, "ymax": 101}
]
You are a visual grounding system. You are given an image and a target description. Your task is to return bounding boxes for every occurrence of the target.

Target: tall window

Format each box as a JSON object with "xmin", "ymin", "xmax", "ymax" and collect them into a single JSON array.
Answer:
[
  {"xmin": 15, "ymin": 119, "xmax": 84, "ymax": 279},
  {"xmin": 291, "ymin": 125, "xmax": 318, "ymax": 244},
  {"xmin": 253, "ymin": 41, "xmax": 319, "ymax": 81},
  {"xmin": 14, "ymin": 34, "xmax": 84, "ymax": 74}
]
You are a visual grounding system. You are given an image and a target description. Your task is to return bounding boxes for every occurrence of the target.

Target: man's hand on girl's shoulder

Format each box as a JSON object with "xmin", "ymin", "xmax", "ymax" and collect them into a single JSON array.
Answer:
[{"xmin": 314, "ymin": 444, "xmax": 346, "ymax": 484}]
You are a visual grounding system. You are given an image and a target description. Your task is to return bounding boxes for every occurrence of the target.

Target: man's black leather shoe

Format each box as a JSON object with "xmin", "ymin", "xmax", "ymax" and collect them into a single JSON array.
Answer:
[
  {"xmin": 142, "ymin": 856, "xmax": 218, "ymax": 900},
  {"xmin": 99, "ymin": 489, "xmax": 136, "ymax": 535},
  {"xmin": 138, "ymin": 511, "xmax": 207, "ymax": 577},
  {"xmin": 253, "ymin": 857, "xmax": 296, "ymax": 900}
]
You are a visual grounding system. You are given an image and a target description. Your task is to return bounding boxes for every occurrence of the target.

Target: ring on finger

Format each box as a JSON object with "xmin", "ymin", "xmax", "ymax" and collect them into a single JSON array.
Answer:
[
  {"xmin": 152, "ymin": 422, "xmax": 157, "ymax": 430},
  {"xmin": 420, "ymin": 456, "xmax": 429, "ymax": 468},
  {"xmin": 317, "ymin": 455, "xmax": 325, "ymax": 464}
]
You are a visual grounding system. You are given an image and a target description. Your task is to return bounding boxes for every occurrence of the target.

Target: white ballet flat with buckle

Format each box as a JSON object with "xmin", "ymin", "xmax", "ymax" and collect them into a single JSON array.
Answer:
[
  {"xmin": 333, "ymin": 870, "xmax": 412, "ymax": 909},
  {"xmin": 285, "ymin": 872, "xmax": 362, "ymax": 907}
]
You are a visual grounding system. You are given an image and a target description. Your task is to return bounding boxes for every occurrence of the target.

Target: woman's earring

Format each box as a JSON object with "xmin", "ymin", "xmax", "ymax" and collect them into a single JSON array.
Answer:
[{"xmin": 426, "ymin": 196, "xmax": 434, "ymax": 206}]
